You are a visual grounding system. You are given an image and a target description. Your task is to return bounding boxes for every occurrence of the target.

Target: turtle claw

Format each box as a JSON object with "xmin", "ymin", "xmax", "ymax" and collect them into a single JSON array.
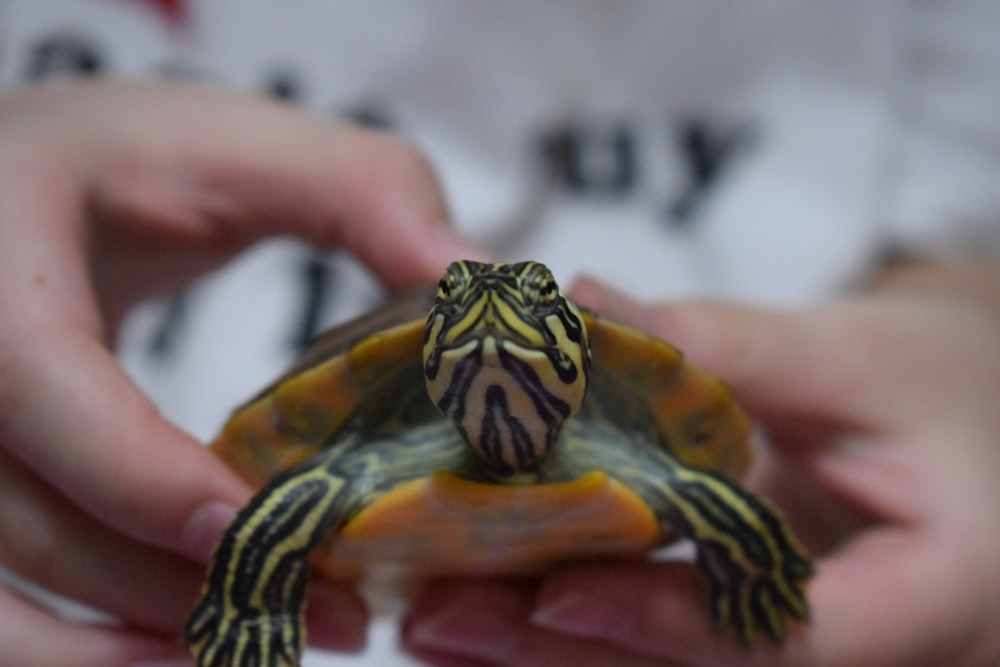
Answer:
[
  {"xmin": 185, "ymin": 595, "xmax": 304, "ymax": 667},
  {"xmin": 651, "ymin": 462, "xmax": 813, "ymax": 644},
  {"xmin": 700, "ymin": 539, "xmax": 812, "ymax": 644}
]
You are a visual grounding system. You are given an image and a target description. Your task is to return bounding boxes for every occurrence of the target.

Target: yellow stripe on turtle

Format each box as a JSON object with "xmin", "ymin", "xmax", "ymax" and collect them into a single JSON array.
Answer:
[{"xmin": 187, "ymin": 261, "xmax": 812, "ymax": 667}]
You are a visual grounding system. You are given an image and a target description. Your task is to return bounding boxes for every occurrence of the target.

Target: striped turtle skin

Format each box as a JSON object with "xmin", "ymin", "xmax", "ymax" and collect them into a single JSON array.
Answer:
[{"xmin": 185, "ymin": 260, "xmax": 812, "ymax": 667}]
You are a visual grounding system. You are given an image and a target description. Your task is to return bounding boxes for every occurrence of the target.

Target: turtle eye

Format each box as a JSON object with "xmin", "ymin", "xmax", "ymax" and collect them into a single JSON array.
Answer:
[
  {"xmin": 437, "ymin": 276, "xmax": 461, "ymax": 304},
  {"xmin": 437, "ymin": 261, "xmax": 470, "ymax": 303},
  {"xmin": 520, "ymin": 262, "xmax": 559, "ymax": 307},
  {"xmin": 538, "ymin": 279, "xmax": 558, "ymax": 304},
  {"xmin": 525, "ymin": 278, "xmax": 558, "ymax": 307}
]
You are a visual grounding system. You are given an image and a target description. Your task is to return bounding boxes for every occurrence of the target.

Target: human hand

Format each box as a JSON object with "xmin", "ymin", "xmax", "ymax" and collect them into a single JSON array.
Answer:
[
  {"xmin": 402, "ymin": 270, "xmax": 1000, "ymax": 667},
  {"xmin": 0, "ymin": 80, "xmax": 480, "ymax": 666}
]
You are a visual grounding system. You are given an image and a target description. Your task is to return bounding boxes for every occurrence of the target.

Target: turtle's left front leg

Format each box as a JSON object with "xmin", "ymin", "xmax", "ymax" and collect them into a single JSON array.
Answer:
[
  {"xmin": 184, "ymin": 453, "xmax": 355, "ymax": 667},
  {"xmin": 642, "ymin": 460, "xmax": 813, "ymax": 643}
]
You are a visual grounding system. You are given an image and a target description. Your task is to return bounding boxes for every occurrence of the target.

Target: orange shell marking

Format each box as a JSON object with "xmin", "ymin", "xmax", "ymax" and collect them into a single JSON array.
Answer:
[
  {"xmin": 584, "ymin": 312, "xmax": 751, "ymax": 479},
  {"xmin": 311, "ymin": 470, "xmax": 663, "ymax": 583},
  {"xmin": 212, "ymin": 319, "xmax": 426, "ymax": 487}
]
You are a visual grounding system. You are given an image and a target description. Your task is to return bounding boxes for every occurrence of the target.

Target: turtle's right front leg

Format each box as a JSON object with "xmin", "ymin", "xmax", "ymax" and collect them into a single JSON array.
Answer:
[{"xmin": 184, "ymin": 455, "xmax": 353, "ymax": 667}]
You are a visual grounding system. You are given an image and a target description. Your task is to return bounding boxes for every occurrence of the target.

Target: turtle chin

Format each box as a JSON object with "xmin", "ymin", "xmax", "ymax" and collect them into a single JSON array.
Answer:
[{"xmin": 425, "ymin": 338, "xmax": 567, "ymax": 475}]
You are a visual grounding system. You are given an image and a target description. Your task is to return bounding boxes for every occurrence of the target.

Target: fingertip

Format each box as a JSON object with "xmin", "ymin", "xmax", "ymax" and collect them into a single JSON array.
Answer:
[
  {"xmin": 139, "ymin": 428, "xmax": 252, "ymax": 561},
  {"xmin": 568, "ymin": 275, "xmax": 624, "ymax": 310},
  {"xmin": 568, "ymin": 276, "xmax": 656, "ymax": 330},
  {"xmin": 567, "ymin": 277, "xmax": 732, "ymax": 373},
  {"xmin": 534, "ymin": 562, "xmax": 705, "ymax": 622},
  {"xmin": 376, "ymin": 223, "xmax": 492, "ymax": 291},
  {"xmin": 566, "ymin": 275, "xmax": 609, "ymax": 310},
  {"xmin": 402, "ymin": 579, "xmax": 533, "ymax": 661},
  {"xmin": 180, "ymin": 502, "xmax": 239, "ymax": 563},
  {"xmin": 534, "ymin": 563, "xmax": 789, "ymax": 666},
  {"xmin": 530, "ymin": 590, "xmax": 635, "ymax": 643},
  {"xmin": 427, "ymin": 224, "xmax": 493, "ymax": 266},
  {"xmin": 532, "ymin": 563, "xmax": 709, "ymax": 651},
  {"xmin": 327, "ymin": 131, "xmax": 491, "ymax": 288},
  {"xmin": 566, "ymin": 282, "xmax": 816, "ymax": 415}
]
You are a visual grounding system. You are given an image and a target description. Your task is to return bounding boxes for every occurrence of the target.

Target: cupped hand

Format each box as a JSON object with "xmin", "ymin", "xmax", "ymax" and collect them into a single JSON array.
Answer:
[
  {"xmin": 0, "ymin": 80, "xmax": 481, "ymax": 666},
  {"xmin": 402, "ymin": 274, "xmax": 1000, "ymax": 667}
]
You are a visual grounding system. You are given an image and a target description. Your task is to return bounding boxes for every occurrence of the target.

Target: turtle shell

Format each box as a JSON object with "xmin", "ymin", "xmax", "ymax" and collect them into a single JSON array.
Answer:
[{"xmin": 209, "ymin": 288, "xmax": 752, "ymax": 583}]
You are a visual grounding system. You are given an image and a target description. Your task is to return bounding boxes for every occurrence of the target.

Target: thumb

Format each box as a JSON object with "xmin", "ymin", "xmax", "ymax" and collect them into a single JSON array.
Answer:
[{"xmin": 569, "ymin": 277, "xmax": 874, "ymax": 428}]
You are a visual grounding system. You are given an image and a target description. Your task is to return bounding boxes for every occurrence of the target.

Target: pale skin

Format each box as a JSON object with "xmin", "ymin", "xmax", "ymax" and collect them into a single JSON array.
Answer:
[
  {"xmin": 2, "ymin": 81, "xmax": 1000, "ymax": 667},
  {"xmin": 0, "ymin": 81, "xmax": 481, "ymax": 666}
]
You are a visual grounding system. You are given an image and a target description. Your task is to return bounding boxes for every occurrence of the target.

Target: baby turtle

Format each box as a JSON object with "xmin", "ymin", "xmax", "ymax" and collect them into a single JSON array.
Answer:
[{"xmin": 186, "ymin": 260, "xmax": 811, "ymax": 666}]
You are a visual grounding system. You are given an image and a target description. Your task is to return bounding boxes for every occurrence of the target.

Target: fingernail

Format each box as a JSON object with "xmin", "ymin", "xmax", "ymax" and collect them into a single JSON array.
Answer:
[
  {"xmin": 182, "ymin": 502, "xmax": 239, "ymax": 561},
  {"xmin": 407, "ymin": 603, "xmax": 520, "ymax": 659},
  {"xmin": 531, "ymin": 592, "xmax": 634, "ymax": 642}
]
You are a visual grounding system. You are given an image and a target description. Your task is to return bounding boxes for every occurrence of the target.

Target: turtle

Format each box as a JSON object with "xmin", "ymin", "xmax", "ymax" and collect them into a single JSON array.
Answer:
[{"xmin": 184, "ymin": 260, "xmax": 812, "ymax": 667}]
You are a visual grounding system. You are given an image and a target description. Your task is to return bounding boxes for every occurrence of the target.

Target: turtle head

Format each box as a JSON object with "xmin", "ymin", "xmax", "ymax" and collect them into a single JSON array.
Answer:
[{"xmin": 423, "ymin": 260, "xmax": 590, "ymax": 473}]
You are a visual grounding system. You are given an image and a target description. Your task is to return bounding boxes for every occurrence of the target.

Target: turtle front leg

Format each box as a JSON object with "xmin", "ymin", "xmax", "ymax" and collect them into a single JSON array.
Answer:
[
  {"xmin": 184, "ymin": 456, "xmax": 354, "ymax": 667},
  {"xmin": 645, "ymin": 462, "xmax": 813, "ymax": 643}
]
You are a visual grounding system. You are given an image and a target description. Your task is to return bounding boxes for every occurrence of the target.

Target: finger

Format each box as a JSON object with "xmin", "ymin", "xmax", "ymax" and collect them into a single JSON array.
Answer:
[
  {"xmin": 403, "ymin": 579, "xmax": 679, "ymax": 667},
  {"xmin": 787, "ymin": 531, "xmax": 997, "ymax": 667},
  {"xmin": 569, "ymin": 277, "xmax": 885, "ymax": 427},
  {"xmin": 0, "ymin": 447, "xmax": 203, "ymax": 634},
  {"xmin": 0, "ymin": 135, "xmax": 261, "ymax": 641},
  {"xmin": 0, "ymin": 81, "xmax": 487, "ymax": 320},
  {"xmin": 0, "ymin": 82, "xmax": 432, "ymax": 559},
  {"xmin": 0, "ymin": 584, "xmax": 189, "ymax": 667},
  {"xmin": 0, "ymin": 347, "xmax": 370, "ymax": 645},
  {"xmin": 0, "ymin": 436, "xmax": 370, "ymax": 649},
  {"xmin": 0, "ymin": 82, "xmax": 412, "ymax": 649},
  {"xmin": 0, "ymin": 131, "xmax": 258, "ymax": 562},
  {"xmin": 530, "ymin": 531, "xmax": 989, "ymax": 667},
  {"xmin": 0, "ymin": 311, "xmax": 252, "ymax": 562},
  {"xmin": 79, "ymin": 80, "xmax": 483, "ymax": 290},
  {"xmin": 530, "ymin": 561, "xmax": 796, "ymax": 666},
  {"xmin": 569, "ymin": 278, "xmax": 932, "ymax": 526}
]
